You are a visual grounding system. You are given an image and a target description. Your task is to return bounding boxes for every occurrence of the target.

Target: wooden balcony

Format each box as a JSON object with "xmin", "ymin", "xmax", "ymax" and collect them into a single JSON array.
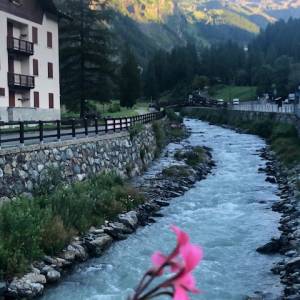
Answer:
[
  {"xmin": 7, "ymin": 36, "xmax": 34, "ymax": 56},
  {"xmin": 8, "ymin": 73, "xmax": 35, "ymax": 90}
]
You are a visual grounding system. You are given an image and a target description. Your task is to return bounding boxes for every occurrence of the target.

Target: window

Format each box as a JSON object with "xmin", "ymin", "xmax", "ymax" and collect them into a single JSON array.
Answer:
[
  {"xmin": 49, "ymin": 93, "xmax": 54, "ymax": 108},
  {"xmin": 47, "ymin": 32, "xmax": 53, "ymax": 48},
  {"xmin": 34, "ymin": 91, "xmax": 39, "ymax": 108},
  {"xmin": 48, "ymin": 62, "xmax": 53, "ymax": 78},
  {"xmin": 0, "ymin": 88, "xmax": 5, "ymax": 97},
  {"xmin": 33, "ymin": 59, "xmax": 39, "ymax": 76},
  {"xmin": 32, "ymin": 27, "xmax": 38, "ymax": 44}
]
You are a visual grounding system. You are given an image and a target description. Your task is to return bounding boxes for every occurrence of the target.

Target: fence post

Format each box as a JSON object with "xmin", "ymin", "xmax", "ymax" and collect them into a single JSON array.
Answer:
[
  {"xmin": 71, "ymin": 118, "xmax": 76, "ymax": 139},
  {"xmin": 19, "ymin": 121, "xmax": 24, "ymax": 147},
  {"xmin": 95, "ymin": 118, "xmax": 99, "ymax": 135},
  {"xmin": 84, "ymin": 118, "xmax": 88, "ymax": 136},
  {"xmin": 39, "ymin": 121, "xmax": 44, "ymax": 144},
  {"xmin": 0, "ymin": 122, "xmax": 2, "ymax": 150},
  {"xmin": 105, "ymin": 118, "xmax": 108, "ymax": 133},
  {"xmin": 57, "ymin": 120, "xmax": 61, "ymax": 142},
  {"xmin": 113, "ymin": 119, "xmax": 116, "ymax": 132}
]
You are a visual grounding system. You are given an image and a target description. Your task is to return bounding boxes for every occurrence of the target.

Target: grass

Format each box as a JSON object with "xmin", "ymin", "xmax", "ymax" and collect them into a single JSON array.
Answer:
[
  {"xmin": 162, "ymin": 165, "xmax": 190, "ymax": 178},
  {"xmin": 209, "ymin": 85, "xmax": 257, "ymax": 102},
  {"xmin": 0, "ymin": 171, "xmax": 144, "ymax": 278},
  {"xmin": 92, "ymin": 100, "xmax": 150, "ymax": 118},
  {"xmin": 175, "ymin": 146, "xmax": 205, "ymax": 167}
]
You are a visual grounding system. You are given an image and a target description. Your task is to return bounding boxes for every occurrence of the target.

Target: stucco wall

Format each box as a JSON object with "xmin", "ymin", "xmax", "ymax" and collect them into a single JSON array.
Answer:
[
  {"xmin": 0, "ymin": 9, "xmax": 60, "ymax": 120},
  {"xmin": 0, "ymin": 123, "xmax": 158, "ymax": 198}
]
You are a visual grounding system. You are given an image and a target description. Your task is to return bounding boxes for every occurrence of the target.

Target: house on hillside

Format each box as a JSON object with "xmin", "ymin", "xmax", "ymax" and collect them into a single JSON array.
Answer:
[{"xmin": 0, "ymin": 0, "xmax": 63, "ymax": 122}]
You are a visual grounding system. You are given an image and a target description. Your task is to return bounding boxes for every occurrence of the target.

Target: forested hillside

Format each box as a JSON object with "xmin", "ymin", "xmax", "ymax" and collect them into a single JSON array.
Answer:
[{"xmin": 144, "ymin": 18, "xmax": 300, "ymax": 102}]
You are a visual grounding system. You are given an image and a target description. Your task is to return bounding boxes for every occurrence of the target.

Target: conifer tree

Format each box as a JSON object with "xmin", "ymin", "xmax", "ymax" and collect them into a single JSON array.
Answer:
[
  {"xmin": 56, "ymin": 0, "xmax": 115, "ymax": 116},
  {"xmin": 120, "ymin": 48, "xmax": 141, "ymax": 108}
]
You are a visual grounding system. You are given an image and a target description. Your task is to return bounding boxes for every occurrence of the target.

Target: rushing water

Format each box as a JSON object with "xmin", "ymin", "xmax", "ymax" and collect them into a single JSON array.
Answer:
[{"xmin": 42, "ymin": 119, "xmax": 282, "ymax": 300}]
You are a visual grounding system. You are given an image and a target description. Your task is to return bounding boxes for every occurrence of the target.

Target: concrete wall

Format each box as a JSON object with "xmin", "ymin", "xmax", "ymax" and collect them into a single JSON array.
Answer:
[{"xmin": 0, "ymin": 123, "xmax": 158, "ymax": 198}]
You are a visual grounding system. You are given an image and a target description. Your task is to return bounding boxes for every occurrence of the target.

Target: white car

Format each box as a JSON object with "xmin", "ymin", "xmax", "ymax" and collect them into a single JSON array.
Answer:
[
  {"xmin": 232, "ymin": 98, "xmax": 240, "ymax": 105},
  {"xmin": 217, "ymin": 99, "xmax": 224, "ymax": 105}
]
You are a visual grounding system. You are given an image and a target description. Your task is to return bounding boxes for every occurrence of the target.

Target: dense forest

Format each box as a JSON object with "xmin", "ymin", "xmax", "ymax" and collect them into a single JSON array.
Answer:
[
  {"xmin": 144, "ymin": 18, "xmax": 300, "ymax": 101},
  {"xmin": 54, "ymin": 0, "xmax": 300, "ymax": 113}
]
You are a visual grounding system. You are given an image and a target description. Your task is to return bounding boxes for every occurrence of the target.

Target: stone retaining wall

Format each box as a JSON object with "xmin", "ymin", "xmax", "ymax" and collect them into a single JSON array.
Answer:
[{"xmin": 0, "ymin": 123, "xmax": 158, "ymax": 198}]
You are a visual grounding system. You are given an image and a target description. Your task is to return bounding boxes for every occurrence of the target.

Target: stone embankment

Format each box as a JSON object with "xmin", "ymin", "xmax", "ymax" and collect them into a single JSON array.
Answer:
[
  {"xmin": 250, "ymin": 148, "xmax": 300, "ymax": 300},
  {"xmin": 0, "ymin": 124, "xmax": 157, "ymax": 200},
  {"xmin": 3, "ymin": 146, "xmax": 214, "ymax": 299}
]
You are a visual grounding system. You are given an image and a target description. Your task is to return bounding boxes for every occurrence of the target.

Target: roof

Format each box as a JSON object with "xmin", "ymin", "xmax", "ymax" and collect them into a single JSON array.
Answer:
[{"xmin": 39, "ymin": 0, "xmax": 71, "ymax": 19}]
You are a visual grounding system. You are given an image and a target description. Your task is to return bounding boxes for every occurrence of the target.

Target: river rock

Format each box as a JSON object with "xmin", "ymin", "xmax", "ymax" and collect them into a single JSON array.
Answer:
[
  {"xmin": 0, "ymin": 282, "xmax": 6, "ymax": 297},
  {"xmin": 256, "ymin": 239, "xmax": 281, "ymax": 254},
  {"xmin": 46, "ymin": 269, "xmax": 61, "ymax": 283},
  {"xmin": 7, "ymin": 272, "xmax": 46, "ymax": 298},
  {"xmin": 59, "ymin": 249, "xmax": 76, "ymax": 262},
  {"xmin": 117, "ymin": 211, "xmax": 138, "ymax": 229},
  {"xmin": 286, "ymin": 257, "xmax": 300, "ymax": 272},
  {"xmin": 69, "ymin": 243, "xmax": 89, "ymax": 262},
  {"xmin": 85, "ymin": 234, "xmax": 113, "ymax": 256}
]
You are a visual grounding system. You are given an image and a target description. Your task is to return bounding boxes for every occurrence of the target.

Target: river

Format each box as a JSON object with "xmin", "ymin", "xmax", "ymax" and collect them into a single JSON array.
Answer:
[{"xmin": 42, "ymin": 119, "xmax": 282, "ymax": 300}]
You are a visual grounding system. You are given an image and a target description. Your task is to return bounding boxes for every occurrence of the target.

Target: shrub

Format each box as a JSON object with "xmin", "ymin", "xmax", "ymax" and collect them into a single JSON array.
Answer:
[
  {"xmin": 108, "ymin": 103, "xmax": 121, "ymax": 113},
  {"xmin": 162, "ymin": 165, "xmax": 191, "ymax": 178},
  {"xmin": 152, "ymin": 121, "xmax": 166, "ymax": 156},
  {"xmin": 166, "ymin": 109, "xmax": 183, "ymax": 124},
  {"xmin": 129, "ymin": 124, "xmax": 144, "ymax": 140},
  {"xmin": 0, "ymin": 172, "xmax": 144, "ymax": 278},
  {"xmin": 175, "ymin": 146, "xmax": 205, "ymax": 167}
]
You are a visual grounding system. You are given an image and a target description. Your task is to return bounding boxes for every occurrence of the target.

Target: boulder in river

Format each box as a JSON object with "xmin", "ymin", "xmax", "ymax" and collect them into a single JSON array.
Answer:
[
  {"xmin": 117, "ymin": 211, "xmax": 138, "ymax": 230},
  {"xmin": 256, "ymin": 239, "xmax": 281, "ymax": 254},
  {"xmin": 85, "ymin": 234, "xmax": 113, "ymax": 256}
]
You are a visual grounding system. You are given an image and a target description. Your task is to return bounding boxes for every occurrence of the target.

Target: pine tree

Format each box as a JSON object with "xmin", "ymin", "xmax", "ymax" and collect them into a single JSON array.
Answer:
[
  {"xmin": 120, "ymin": 48, "xmax": 141, "ymax": 108},
  {"xmin": 56, "ymin": 0, "xmax": 115, "ymax": 117}
]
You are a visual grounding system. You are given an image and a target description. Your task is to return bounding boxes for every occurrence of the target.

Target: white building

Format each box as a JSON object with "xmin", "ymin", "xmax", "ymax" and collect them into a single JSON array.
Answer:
[{"xmin": 0, "ymin": 0, "xmax": 62, "ymax": 122}]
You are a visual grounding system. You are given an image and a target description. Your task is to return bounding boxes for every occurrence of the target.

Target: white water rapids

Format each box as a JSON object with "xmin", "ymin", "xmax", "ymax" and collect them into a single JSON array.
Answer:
[{"xmin": 42, "ymin": 119, "xmax": 282, "ymax": 300}]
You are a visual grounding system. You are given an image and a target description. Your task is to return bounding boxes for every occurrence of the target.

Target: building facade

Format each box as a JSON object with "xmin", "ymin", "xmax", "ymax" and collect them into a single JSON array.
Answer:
[{"xmin": 0, "ymin": 0, "xmax": 61, "ymax": 122}]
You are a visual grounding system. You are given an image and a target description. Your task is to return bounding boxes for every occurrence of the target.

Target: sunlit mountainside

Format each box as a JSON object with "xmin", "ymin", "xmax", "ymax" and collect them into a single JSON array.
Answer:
[{"xmin": 101, "ymin": 0, "xmax": 299, "ymax": 63}]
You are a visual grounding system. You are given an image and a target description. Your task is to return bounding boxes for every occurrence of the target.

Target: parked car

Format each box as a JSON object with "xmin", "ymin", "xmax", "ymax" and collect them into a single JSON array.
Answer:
[
  {"xmin": 217, "ymin": 99, "xmax": 224, "ymax": 106},
  {"xmin": 232, "ymin": 98, "xmax": 240, "ymax": 105}
]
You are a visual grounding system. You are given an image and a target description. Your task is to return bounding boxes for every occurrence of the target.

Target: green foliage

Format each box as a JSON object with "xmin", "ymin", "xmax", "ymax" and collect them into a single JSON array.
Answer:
[
  {"xmin": 0, "ymin": 173, "xmax": 144, "ymax": 278},
  {"xmin": 175, "ymin": 146, "xmax": 205, "ymax": 167},
  {"xmin": 108, "ymin": 103, "xmax": 121, "ymax": 113},
  {"xmin": 210, "ymin": 85, "xmax": 257, "ymax": 102},
  {"xmin": 152, "ymin": 121, "xmax": 166, "ymax": 156},
  {"xmin": 120, "ymin": 48, "xmax": 141, "ymax": 108},
  {"xmin": 129, "ymin": 123, "xmax": 144, "ymax": 140},
  {"xmin": 162, "ymin": 165, "xmax": 190, "ymax": 178},
  {"xmin": 165, "ymin": 109, "xmax": 183, "ymax": 124},
  {"xmin": 56, "ymin": 0, "xmax": 116, "ymax": 114}
]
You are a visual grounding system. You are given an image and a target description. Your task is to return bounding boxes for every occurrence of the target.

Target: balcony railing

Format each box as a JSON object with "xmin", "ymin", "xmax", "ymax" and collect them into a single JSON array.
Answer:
[
  {"xmin": 8, "ymin": 73, "xmax": 35, "ymax": 89},
  {"xmin": 7, "ymin": 36, "xmax": 34, "ymax": 56}
]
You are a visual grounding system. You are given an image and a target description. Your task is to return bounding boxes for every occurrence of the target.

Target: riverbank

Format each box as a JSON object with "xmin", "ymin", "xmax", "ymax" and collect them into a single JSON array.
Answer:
[
  {"xmin": 3, "ymin": 145, "xmax": 214, "ymax": 299},
  {"xmin": 0, "ymin": 115, "xmax": 214, "ymax": 299},
  {"xmin": 182, "ymin": 108, "xmax": 300, "ymax": 300}
]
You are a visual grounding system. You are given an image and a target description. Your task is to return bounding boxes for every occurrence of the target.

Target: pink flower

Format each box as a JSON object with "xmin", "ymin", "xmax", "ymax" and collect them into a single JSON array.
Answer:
[{"xmin": 152, "ymin": 226, "xmax": 203, "ymax": 299}]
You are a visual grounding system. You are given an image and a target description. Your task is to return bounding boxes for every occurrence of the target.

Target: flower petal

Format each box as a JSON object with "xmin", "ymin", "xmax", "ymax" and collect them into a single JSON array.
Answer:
[
  {"xmin": 180, "ymin": 244, "xmax": 203, "ymax": 273},
  {"xmin": 151, "ymin": 251, "xmax": 167, "ymax": 267},
  {"xmin": 172, "ymin": 226, "xmax": 190, "ymax": 247},
  {"xmin": 173, "ymin": 286, "xmax": 189, "ymax": 300}
]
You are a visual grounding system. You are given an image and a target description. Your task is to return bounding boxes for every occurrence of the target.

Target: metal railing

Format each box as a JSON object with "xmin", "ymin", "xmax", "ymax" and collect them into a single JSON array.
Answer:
[
  {"xmin": 231, "ymin": 102, "xmax": 296, "ymax": 114},
  {"xmin": 8, "ymin": 73, "xmax": 35, "ymax": 89},
  {"xmin": 7, "ymin": 36, "xmax": 34, "ymax": 55},
  {"xmin": 0, "ymin": 111, "xmax": 165, "ymax": 148}
]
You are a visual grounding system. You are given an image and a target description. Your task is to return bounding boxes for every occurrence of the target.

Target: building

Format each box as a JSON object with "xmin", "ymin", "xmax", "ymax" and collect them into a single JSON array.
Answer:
[{"xmin": 0, "ymin": 0, "xmax": 62, "ymax": 122}]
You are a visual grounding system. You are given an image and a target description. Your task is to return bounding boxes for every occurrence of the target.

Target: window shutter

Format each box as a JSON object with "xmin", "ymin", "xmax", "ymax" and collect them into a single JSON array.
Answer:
[
  {"xmin": 34, "ymin": 91, "xmax": 39, "ymax": 108},
  {"xmin": 49, "ymin": 93, "xmax": 54, "ymax": 109},
  {"xmin": 33, "ymin": 59, "xmax": 39, "ymax": 76},
  {"xmin": 48, "ymin": 63, "xmax": 53, "ymax": 78},
  {"xmin": 32, "ymin": 27, "xmax": 38, "ymax": 44},
  {"xmin": 47, "ymin": 32, "xmax": 53, "ymax": 48}
]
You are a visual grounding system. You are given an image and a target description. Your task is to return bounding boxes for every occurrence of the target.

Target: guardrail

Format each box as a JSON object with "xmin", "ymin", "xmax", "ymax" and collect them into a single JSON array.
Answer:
[{"xmin": 0, "ymin": 111, "xmax": 165, "ymax": 149}]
